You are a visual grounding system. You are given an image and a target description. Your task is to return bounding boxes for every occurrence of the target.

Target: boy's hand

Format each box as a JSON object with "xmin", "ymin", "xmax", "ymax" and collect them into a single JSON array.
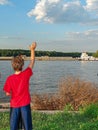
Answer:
[
  {"xmin": 6, "ymin": 92, "xmax": 11, "ymax": 96},
  {"xmin": 29, "ymin": 42, "xmax": 37, "ymax": 50}
]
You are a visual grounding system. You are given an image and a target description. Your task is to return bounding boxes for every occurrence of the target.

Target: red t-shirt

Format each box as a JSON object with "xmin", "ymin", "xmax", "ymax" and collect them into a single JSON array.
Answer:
[{"xmin": 3, "ymin": 67, "xmax": 33, "ymax": 108}]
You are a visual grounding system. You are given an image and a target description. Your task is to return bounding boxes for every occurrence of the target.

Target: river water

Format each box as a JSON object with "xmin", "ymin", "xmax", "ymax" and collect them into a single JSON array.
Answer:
[{"xmin": 0, "ymin": 60, "xmax": 98, "ymax": 99}]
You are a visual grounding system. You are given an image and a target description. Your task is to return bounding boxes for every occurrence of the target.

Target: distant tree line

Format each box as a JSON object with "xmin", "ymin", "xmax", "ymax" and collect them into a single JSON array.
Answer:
[
  {"xmin": 0, "ymin": 49, "xmax": 94, "ymax": 58},
  {"xmin": 0, "ymin": 49, "xmax": 30, "ymax": 57}
]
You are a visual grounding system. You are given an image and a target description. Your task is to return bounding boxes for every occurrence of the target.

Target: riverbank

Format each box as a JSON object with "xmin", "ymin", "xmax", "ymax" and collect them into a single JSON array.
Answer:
[{"xmin": 0, "ymin": 56, "xmax": 76, "ymax": 61}]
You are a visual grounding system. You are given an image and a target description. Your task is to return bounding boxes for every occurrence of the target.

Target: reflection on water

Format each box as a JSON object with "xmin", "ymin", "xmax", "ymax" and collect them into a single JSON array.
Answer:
[{"xmin": 0, "ymin": 60, "xmax": 98, "ymax": 99}]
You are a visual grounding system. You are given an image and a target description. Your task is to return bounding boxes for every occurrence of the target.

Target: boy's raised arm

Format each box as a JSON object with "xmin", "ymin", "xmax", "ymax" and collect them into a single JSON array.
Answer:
[{"xmin": 29, "ymin": 42, "xmax": 37, "ymax": 69}]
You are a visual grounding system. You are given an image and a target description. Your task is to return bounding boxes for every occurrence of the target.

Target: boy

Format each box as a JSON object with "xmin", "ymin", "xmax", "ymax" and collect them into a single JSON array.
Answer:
[{"xmin": 3, "ymin": 42, "xmax": 37, "ymax": 130}]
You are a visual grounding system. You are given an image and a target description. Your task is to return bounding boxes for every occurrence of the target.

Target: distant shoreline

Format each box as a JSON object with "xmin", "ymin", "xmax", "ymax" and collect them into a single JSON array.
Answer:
[{"xmin": 0, "ymin": 56, "xmax": 76, "ymax": 61}]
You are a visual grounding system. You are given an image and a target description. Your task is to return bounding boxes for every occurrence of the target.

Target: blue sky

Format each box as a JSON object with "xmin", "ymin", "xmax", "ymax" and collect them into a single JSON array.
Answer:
[{"xmin": 0, "ymin": 0, "xmax": 98, "ymax": 52}]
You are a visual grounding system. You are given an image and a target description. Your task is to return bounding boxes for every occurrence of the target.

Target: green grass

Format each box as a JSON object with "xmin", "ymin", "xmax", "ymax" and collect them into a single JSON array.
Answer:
[{"xmin": 0, "ymin": 104, "xmax": 98, "ymax": 130}]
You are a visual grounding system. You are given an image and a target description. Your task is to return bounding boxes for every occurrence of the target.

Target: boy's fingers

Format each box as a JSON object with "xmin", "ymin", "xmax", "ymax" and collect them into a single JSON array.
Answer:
[{"xmin": 29, "ymin": 42, "xmax": 37, "ymax": 50}]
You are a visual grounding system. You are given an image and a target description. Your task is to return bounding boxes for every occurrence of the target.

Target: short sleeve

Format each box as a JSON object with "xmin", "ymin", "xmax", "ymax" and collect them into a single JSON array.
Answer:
[
  {"xmin": 24, "ymin": 67, "xmax": 33, "ymax": 77},
  {"xmin": 3, "ymin": 77, "xmax": 11, "ymax": 93}
]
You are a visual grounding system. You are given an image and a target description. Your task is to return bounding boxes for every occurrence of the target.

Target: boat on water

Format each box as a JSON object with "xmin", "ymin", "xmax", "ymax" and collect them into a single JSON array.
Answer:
[{"xmin": 78, "ymin": 52, "xmax": 98, "ymax": 61}]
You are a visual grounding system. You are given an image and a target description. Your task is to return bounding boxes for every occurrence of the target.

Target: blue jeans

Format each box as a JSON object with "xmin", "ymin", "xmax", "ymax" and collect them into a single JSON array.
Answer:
[{"xmin": 10, "ymin": 104, "xmax": 32, "ymax": 130}]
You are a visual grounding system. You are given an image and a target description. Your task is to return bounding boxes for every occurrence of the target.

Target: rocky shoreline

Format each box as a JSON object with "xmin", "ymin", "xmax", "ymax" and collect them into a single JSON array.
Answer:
[
  {"xmin": 0, "ymin": 102, "xmax": 10, "ymax": 112},
  {"xmin": 0, "ymin": 102, "xmax": 62, "ymax": 114},
  {"xmin": 0, "ymin": 103, "xmax": 10, "ymax": 109},
  {"xmin": 0, "ymin": 56, "xmax": 75, "ymax": 61}
]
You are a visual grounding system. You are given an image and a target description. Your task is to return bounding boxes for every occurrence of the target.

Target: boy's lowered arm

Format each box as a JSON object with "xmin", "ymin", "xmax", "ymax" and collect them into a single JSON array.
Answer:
[
  {"xmin": 6, "ymin": 92, "xmax": 11, "ymax": 96},
  {"xmin": 29, "ymin": 42, "xmax": 37, "ymax": 69}
]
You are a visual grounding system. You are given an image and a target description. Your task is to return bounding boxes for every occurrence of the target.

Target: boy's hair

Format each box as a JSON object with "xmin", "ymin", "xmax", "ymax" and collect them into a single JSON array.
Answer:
[{"xmin": 11, "ymin": 55, "xmax": 24, "ymax": 71}]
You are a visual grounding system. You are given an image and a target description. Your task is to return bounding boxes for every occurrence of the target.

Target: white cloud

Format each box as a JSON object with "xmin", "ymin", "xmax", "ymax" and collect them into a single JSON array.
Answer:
[
  {"xmin": 37, "ymin": 29, "xmax": 98, "ymax": 52},
  {"xmin": 65, "ymin": 29, "xmax": 98, "ymax": 40},
  {"xmin": 0, "ymin": 0, "xmax": 9, "ymax": 5},
  {"xmin": 27, "ymin": 0, "xmax": 62, "ymax": 23},
  {"xmin": 27, "ymin": 0, "xmax": 98, "ymax": 25},
  {"xmin": 59, "ymin": 29, "xmax": 98, "ymax": 52},
  {"xmin": 0, "ymin": 35, "xmax": 24, "ymax": 39},
  {"xmin": 86, "ymin": 0, "xmax": 98, "ymax": 11}
]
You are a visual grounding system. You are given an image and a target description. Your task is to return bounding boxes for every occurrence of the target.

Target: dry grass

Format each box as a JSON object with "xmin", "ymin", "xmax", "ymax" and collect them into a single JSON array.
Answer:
[
  {"xmin": 31, "ymin": 76, "xmax": 98, "ymax": 110},
  {"xmin": 31, "ymin": 93, "xmax": 61, "ymax": 110},
  {"xmin": 59, "ymin": 76, "xmax": 98, "ymax": 110}
]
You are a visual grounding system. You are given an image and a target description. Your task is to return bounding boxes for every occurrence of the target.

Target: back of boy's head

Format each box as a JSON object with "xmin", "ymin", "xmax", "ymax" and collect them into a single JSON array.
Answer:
[{"xmin": 12, "ymin": 55, "xmax": 24, "ymax": 71}]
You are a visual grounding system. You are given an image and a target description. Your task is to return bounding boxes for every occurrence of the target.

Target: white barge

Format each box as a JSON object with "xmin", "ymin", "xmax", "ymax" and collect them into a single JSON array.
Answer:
[{"xmin": 78, "ymin": 52, "xmax": 98, "ymax": 61}]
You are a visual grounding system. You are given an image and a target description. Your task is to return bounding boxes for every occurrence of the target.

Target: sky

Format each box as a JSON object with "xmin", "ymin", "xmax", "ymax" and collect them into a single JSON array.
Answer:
[{"xmin": 0, "ymin": 0, "xmax": 98, "ymax": 52}]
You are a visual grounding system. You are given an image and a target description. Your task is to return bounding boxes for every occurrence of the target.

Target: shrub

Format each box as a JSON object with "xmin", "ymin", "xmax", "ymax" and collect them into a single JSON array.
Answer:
[
  {"xmin": 31, "ymin": 76, "xmax": 98, "ymax": 110},
  {"xmin": 83, "ymin": 103, "xmax": 98, "ymax": 119},
  {"xmin": 31, "ymin": 93, "xmax": 63, "ymax": 110},
  {"xmin": 58, "ymin": 76, "xmax": 98, "ymax": 110}
]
